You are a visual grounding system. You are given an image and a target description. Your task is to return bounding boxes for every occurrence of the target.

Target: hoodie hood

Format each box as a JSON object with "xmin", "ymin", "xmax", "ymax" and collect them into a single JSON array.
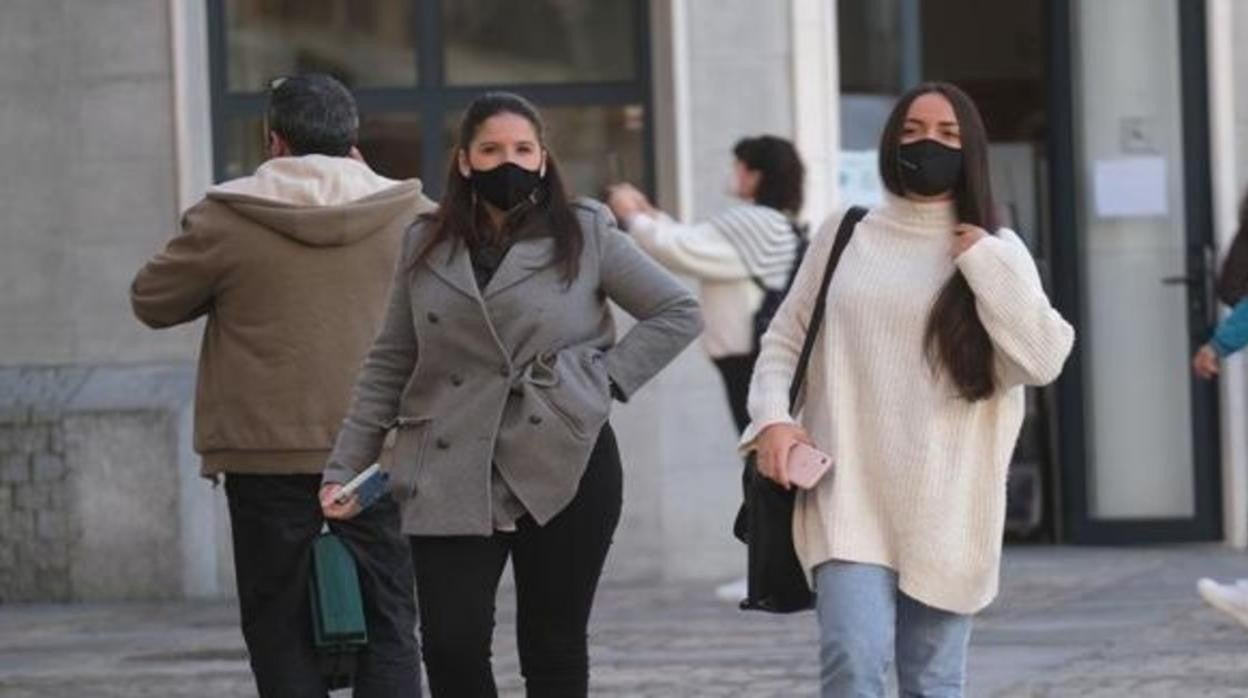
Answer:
[{"xmin": 206, "ymin": 154, "xmax": 428, "ymax": 247}]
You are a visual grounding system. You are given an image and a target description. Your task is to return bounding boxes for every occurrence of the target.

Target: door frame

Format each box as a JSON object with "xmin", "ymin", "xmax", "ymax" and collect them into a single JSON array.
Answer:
[{"xmin": 1048, "ymin": 0, "xmax": 1223, "ymax": 544}]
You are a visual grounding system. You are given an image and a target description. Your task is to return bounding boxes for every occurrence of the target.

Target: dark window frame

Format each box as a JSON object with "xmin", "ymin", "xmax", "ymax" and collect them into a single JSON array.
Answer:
[{"xmin": 206, "ymin": 0, "xmax": 655, "ymax": 199}]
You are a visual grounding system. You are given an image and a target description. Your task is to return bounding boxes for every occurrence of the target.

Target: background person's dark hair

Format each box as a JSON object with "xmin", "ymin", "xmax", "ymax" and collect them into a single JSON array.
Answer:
[
  {"xmin": 266, "ymin": 74, "xmax": 359, "ymax": 157},
  {"xmin": 732, "ymin": 135, "xmax": 805, "ymax": 215},
  {"xmin": 418, "ymin": 92, "xmax": 583, "ymax": 282},
  {"xmin": 878, "ymin": 81, "xmax": 1001, "ymax": 401},
  {"xmin": 1215, "ymin": 189, "xmax": 1248, "ymax": 306}
]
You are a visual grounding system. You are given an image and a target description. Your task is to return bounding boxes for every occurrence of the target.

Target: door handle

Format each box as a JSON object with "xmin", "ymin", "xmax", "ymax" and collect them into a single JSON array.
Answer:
[{"xmin": 1161, "ymin": 274, "xmax": 1199, "ymax": 287}]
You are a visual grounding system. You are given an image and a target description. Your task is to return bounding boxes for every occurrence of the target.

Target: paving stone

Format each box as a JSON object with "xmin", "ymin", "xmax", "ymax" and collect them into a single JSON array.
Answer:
[
  {"xmin": 0, "ymin": 453, "xmax": 29, "ymax": 483},
  {"xmin": 30, "ymin": 453, "xmax": 66, "ymax": 482},
  {"xmin": 0, "ymin": 547, "xmax": 1246, "ymax": 696}
]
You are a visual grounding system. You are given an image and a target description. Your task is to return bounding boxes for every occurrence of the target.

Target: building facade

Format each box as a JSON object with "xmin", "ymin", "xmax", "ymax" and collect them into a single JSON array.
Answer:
[{"xmin": 1, "ymin": 0, "xmax": 1245, "ymax": 602}]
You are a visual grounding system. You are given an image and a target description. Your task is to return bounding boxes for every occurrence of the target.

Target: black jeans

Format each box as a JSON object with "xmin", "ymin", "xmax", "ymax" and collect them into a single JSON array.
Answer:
[
  {"xmin": 408, "ymin": 425, "xmax": 623, "ymax": 698},
  {"xmin": 715, "ymin": 352, "xmax": 759, "ymax": 541},
  {"xmin": 712, "ymin": 352, "xmax": 758, "ymax": 435},
  {"xmin": 225, "ymin": 473, "xmax": 421, "ymax": 698}
]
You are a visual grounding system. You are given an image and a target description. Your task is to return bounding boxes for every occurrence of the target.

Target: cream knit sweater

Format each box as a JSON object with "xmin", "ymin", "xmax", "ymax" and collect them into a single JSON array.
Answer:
[{"xmin": 741, "ymin": 194, "xmax": 1075, "ymax": 614}]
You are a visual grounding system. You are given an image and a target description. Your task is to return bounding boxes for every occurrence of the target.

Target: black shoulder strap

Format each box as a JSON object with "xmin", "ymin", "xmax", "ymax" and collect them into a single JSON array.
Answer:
[
  {"xmin": 782, "ymin": 220, "xmax": 810, "ymax": 290},
  {"xmin": 788, "ymin": 206, "xmax": 867, "ymax": 410}
]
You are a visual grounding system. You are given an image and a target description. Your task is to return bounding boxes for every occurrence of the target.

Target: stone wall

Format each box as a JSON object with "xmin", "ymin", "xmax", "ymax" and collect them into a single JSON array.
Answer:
[
  {"xmin": 0, "ymin": 409, "xmax": 72, "ymax": 601},
  {"xmin": 0, "ymin": 364, "xmax": 233, "ymax": 603}
]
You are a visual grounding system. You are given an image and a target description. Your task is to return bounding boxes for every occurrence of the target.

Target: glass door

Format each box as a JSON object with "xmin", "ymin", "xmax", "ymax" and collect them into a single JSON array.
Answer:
[{"xmin": 1051, "ymin": 0, "xmax": 1221, "ymax": 542}]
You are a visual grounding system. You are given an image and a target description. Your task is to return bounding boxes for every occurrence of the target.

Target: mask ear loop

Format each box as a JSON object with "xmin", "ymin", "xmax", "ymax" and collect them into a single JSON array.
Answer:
[
  {"xmin": 461, "ymin": 156, "xmax": 481, "ymax": 213},
  {"xmin": 529, "ymin": 153, "xmax": 548, "ymax": 206},
  {"xmin": 468, "ymin": 188, "xmax": 482, "ymax": 244}
]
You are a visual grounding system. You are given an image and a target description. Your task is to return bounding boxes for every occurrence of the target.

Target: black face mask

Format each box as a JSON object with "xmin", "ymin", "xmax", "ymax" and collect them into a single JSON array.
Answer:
[
  {"xmin": 470, "ymin": 162, "xmax": 543, "ymax": 212},
  {"xmin": 897, "ymin": 139, "xmax": 964, "ymax": 196}
]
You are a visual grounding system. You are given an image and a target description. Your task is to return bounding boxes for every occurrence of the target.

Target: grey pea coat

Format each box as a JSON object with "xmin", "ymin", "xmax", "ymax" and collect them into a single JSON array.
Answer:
[{"xmin": 324, "ymin": 199, "xmax": 703, "ymax": 535}]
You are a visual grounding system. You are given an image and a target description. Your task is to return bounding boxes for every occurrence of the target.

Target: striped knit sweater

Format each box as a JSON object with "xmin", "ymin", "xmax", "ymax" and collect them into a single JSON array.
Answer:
[
  {"xmin": 741, "ymin": 194, "xmax": 1075, "ymax": 614},
  {"xmin": 626, "ymin": 205, "xmax": 801, "ymax": 358}
]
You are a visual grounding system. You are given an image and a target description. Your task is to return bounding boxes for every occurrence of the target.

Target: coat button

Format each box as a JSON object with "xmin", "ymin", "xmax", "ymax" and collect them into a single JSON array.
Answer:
[
  {"xmin": 427, "ymin": 312, "xmax": 440, "ymax": 324},
  {"xmin": 529, "ymin": 415, "xmax": 542, "ymax": 425},
  {"xmin": 435, "ymin": 438, "xmax": 450, "ymax": 450},
  {"xmin": 450, "ymin": 374, "xmax": 463, "ymax": 387}
]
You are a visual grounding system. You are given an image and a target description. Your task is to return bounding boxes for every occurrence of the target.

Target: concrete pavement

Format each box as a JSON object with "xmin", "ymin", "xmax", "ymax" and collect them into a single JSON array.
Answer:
[{"xmin": 0, "ymin": 546, "xmax": 1246, "ymax": 697}]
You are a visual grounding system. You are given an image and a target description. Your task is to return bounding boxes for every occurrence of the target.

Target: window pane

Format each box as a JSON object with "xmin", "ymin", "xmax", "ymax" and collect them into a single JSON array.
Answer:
[
  {"xmin": 223, "ymin": 117, "xmax": 266, "ymax": 181},
  {"xmin": 225, "ymin": 0, "xmax": 417, "ymax": 91},
  {"xmin": 222, "ymin": 112, "xmax": 423, "ymax": 183},
  {"xmin": 446, "ymin": 104, "xmax": 645, "ymax": 199},
  {"xmin": 546, "ymin": 105, "xmax": 646, "ymax": 197},
  {"xmin": 443, "ymin": 1, "xmax": 637, "ymax": 85},
  {"xmin": 838, "ymin": 0, "xmax": 903, "ymax": 95},
  {"xmin": 356, "ymin": 113, "xmax": 423, "ymax": 180}
]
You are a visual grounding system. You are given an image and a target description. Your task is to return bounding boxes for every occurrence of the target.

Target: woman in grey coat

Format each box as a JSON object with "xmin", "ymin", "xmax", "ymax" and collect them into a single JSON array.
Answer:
[{"xmin": 320, "ymin": 92, "xmax": 703, "ymax": 697}]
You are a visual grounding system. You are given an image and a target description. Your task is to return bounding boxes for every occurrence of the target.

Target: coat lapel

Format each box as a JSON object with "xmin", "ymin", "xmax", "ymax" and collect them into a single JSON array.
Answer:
[
  {"xmin": 422, "ymin": 237, "xmax": 481, "ymax": 301},
  {"xmin": 483, "ymin": 237, "xmax": 557, "ymax": 299}
]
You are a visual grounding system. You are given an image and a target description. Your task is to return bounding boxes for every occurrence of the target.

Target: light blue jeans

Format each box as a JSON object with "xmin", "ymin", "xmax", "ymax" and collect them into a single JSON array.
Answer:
[{"xmin": 815, "ymin": 561, "xmax": 973, "ymax": 697}]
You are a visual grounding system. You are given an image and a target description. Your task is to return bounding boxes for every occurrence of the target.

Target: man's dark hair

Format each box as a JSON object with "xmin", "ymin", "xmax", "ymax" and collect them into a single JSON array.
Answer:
[{"xmin": 266, "ymin": 74, "xmax": 359, "ymax": 157}]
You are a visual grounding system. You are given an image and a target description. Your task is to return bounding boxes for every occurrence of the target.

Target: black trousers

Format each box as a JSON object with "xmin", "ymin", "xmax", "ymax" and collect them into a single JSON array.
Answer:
[
  {"xmin": 712, "ymin": 352, "xmax": 758, "ymax": 435},
  {"xmin": 408, "ymin": 425, "xmax": 623, "ymax": 698},
  {"xmin": 715, "ymin": 352, "xmax": 759, "ymax": 541},
  {"xmin": 225, "ymin": 473, "xmax": 421, "ymax": 698}
]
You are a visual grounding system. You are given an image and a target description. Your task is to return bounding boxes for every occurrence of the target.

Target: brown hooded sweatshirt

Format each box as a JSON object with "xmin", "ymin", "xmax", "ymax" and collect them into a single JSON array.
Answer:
[{"xmin": 131, "ymin": 155, "xmax": 435, "ymax": 476}]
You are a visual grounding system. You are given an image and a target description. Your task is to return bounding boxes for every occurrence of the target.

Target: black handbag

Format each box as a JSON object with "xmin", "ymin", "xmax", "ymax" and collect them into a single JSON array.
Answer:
[{"xmin": 734, "ymin": 206, "xmax": 866, "ymax": 614}]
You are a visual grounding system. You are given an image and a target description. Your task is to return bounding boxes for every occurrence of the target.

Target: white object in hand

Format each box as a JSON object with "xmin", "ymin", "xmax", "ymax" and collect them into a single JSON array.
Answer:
[{"xmin": 334, "ymin": 463, "xmax": 382, "ymax": 504}]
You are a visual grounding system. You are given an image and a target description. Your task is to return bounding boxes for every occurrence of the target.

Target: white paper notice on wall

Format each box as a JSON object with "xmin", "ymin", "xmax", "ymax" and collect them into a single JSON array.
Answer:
[
  {"xmin": 1093, "ymin": 156, "xmax": 1168, "ymax": 218},
  {"xmin": 838, "ymin": 150, "xmax": 885, "ymax": 208}
]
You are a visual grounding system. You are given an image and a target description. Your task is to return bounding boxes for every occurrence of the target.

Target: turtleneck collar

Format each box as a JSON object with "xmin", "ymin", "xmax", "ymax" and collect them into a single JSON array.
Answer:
[{"xmin": 876, "ymin": 192, "xmax": 957, "ymax": 233}]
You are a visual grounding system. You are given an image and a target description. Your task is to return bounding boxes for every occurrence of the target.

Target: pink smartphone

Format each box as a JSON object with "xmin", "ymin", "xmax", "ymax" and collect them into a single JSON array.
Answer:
[{"xmin": 787, "ymin": 442, "xmax": 834, "ymax": 490}]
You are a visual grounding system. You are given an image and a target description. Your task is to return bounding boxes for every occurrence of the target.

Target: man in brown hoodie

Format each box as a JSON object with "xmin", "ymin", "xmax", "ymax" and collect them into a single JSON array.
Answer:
[{"xmin": 132, "ymin": 74, "xmax": 434, "ymax": 697}]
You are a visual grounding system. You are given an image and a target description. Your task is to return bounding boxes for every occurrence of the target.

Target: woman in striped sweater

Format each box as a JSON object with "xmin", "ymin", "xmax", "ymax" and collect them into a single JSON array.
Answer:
[
  {"xmin": 608, "ymin": 137, "xmax": 807, "ymax": 600},
  {"xmin": 606, "ymin": 135, "xmax": 806, "ymax": 434},
  {"xmin": 744, "ymin": 84, "xmax": 1074, "ymax": 696}
]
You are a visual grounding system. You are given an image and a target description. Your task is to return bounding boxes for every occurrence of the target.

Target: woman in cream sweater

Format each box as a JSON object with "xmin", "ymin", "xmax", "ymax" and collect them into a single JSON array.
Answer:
[{"xmin": 744, "ymin": 83, "xmax": 1074, "ymax": 696}]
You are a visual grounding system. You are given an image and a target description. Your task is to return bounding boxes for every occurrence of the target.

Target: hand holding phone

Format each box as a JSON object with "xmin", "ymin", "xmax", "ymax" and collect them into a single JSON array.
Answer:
[{"xmin": 332, "ymin": 463, "xmax": 390, "ymax": 512}]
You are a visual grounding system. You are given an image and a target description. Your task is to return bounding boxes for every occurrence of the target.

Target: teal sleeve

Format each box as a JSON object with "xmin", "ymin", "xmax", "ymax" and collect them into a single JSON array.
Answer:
[{"xmin": 1211, "ymin": 299, "xmax": 1248, "ymax": 357}]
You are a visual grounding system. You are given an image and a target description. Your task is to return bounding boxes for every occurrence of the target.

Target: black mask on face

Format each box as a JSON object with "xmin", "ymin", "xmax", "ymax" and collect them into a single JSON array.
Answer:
[
  {"xmin": 897, "ymin": 139, "xmax": 964, "ymax": 197},
  {"xmin": 470, "ymin": 161, "xmax": 543, "ymax": 212}
]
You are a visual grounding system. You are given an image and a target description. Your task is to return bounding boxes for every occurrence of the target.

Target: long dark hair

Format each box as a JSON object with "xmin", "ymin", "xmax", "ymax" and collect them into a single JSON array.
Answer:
[
  {"xmin": 732, "ymin": 135, "xmax": 805, "ymax": 215},
  {"xmin": 418, "ymin": 92, "xmax": 583, "ymax": 282},
  {"xmin": 1215, "ymin": 189, "xmax": 1248, "ymax": 306},
  {"xmin": 879, "ymin": 82, "xmax": 1000, "ymax": 401}
]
